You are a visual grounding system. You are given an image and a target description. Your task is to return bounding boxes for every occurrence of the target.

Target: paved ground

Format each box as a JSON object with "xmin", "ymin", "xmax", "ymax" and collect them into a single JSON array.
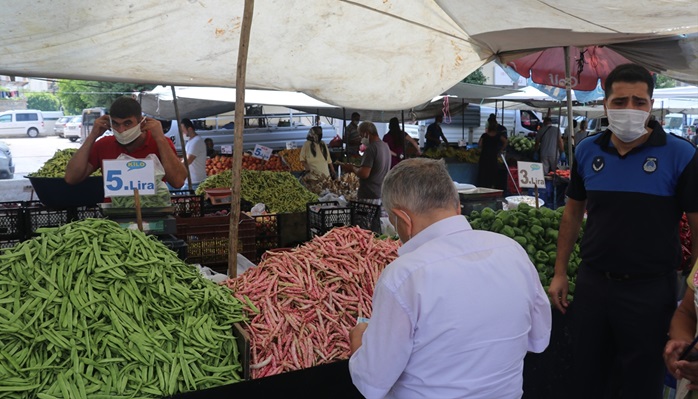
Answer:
[{"xmin": 0, "ymin": 135, "xmax": 80, "ymax": 201}]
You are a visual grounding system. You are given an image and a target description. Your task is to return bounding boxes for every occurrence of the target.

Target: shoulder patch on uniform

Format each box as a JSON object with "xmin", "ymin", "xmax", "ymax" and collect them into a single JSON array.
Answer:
[
  {"xmin": 643, "ymin": 157, "xmax": 658, "ymax": 174},
  {"xmin": 592, "ymin": 156, "xmax": 604, "ymax": 172}
]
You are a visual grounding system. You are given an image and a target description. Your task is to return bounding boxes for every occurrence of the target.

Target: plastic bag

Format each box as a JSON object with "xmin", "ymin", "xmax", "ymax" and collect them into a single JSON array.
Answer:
[
  {"xmin": 250, "ymin": 203, "xmax": 267, "ymax": 216},
  {"xmin": 318, "ymin": 192, "xmax": 348, "ymax": 207},
  {"xmin": 110, "ymin": 153, "xmax": 171, "ymax": 208}
]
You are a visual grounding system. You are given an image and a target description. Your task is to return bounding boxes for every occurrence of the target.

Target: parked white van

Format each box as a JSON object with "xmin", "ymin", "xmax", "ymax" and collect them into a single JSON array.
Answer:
[{"xmin": 0, "ymin": 109, "xmax": 46, "ymax": 137}]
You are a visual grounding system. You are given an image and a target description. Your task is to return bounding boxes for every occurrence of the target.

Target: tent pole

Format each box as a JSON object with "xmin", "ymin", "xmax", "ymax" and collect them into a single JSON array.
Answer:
[
  {"xmin": 564, "ymin": 46, "xmax": 575, "ymax": 170},
  {"xmin": 171, "ymin": 86, "xmax": 192, "ymax": 191},
  {"xmin": 401, "ymin": 110, "xmax": 407, "ymax": 158},
  {"xmin": 228, "ymin": 0, "xmax": 255, "ymax": 278},
  {"xmin": 462, "ymin": 99, "xmax": 465, "ymax": 141}
]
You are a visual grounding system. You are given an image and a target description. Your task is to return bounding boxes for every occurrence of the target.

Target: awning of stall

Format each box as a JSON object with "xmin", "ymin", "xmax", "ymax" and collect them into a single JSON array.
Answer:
[
  {"xmin": 140, "ymin": 83, "xmax": 522, "ymax": 123},
  {"xmin": 1, "ymin": 1, "xmax": 696, "ymax": 111}
]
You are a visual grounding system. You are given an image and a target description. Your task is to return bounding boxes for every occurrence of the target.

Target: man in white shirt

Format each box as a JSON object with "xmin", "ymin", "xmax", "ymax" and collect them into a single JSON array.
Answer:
[
  {"xmin": 348, "ymin": 158, "xmax": 552, "ymax": 399},
  {"xmin": 181, "ymin": 118, "xmax": 207, "ymax": 190}
]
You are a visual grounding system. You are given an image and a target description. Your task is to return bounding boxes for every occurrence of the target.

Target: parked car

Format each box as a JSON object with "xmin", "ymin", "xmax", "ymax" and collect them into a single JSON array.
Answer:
[
  {"xmin": 42, "ymin": 111, "xmax": 64, "ymax": 135},
  {"xmin": 0, "ymin": 109, "xmax": 46, "ymax": 137},
  {"xmin": 54, "ymin": 115, "xmax": 74, "ymax": 137},
  {"xmin": 63, "ymin": 115, "xmax": 83, "ymax": 142},
  {"xmin": 0, "ymin": 140, "xmax": 14, "ymax": 179}
]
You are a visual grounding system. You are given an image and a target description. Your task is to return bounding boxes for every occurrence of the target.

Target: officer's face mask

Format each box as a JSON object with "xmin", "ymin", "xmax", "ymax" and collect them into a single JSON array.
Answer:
[{"xmin": 607, "ymin": 109, "xmax": 650, "ymax": 143}]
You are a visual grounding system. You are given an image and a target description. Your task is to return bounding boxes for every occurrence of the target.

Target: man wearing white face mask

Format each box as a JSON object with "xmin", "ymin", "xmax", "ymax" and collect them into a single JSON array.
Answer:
[
  {"xmin": 348, "ymin": 158, "xmax": 551, "ymax": 399},
  {"xmin": 65, "ymin": 97, "xmax": 187, "ymax": 188},
  {"xmin": 548, "ymin": 64, "xmax": 698, "ymax": 399}
]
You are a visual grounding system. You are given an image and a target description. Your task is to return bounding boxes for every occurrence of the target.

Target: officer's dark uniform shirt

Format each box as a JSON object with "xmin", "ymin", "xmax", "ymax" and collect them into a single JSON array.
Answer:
[{"xmin": 567, "ymin": 121, "xmax": 698, "ymax": 275}]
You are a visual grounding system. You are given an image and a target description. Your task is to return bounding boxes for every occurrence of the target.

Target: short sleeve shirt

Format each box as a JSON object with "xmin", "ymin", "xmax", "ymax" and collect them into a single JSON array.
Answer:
[
  {"xmin": 358, "ymin": 140, "xmax": 391, "ymax": 200},
  {"xmin": 185, "ymin": 135, "xmax": 207, "ymax": 184},
  {"xmin": 88, "ymin": 131, "xmax": 178, "ymax": 173},
  {"xmin": 567, "ymin": 124, "xmax": 698, "ymax": 273}
]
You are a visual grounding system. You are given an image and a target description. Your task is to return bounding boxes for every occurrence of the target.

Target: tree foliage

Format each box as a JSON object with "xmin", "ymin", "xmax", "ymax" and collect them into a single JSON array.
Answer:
[
  {"xmin": 462, "ymin": 68, "xmax": 487, "ymax": 85},
  {"xmin": 26, "ymin": 92, "xmax": 61, "ymax": 111},
  {"xmin": 655, "ymin": 75, "xmax": 676, "ymax": 89},
  {"xmin": 56, "ymin": 80, "xmax": 156, "ymax": 115}
]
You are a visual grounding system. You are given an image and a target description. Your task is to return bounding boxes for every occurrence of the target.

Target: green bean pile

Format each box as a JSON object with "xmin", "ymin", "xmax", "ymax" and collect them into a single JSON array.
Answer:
[
  {"xmin": 111, "ymin": 183, "xmax": 171, "ymax": 208},
  {"xmin": 27, "ymin": 149, "xmax": 102, "ymax": 178},
  {"xmin": 196, "ymin": 169, "xmax": 318, "ymax": 213},
  {"xmin": 0, "ymin": 218, "xmax": 246, "ymax": 398}
]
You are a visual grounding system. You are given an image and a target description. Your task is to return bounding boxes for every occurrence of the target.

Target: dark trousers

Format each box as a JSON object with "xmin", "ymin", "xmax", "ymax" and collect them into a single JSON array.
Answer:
[{"xmin": 570, "ymin": 266, "xmax": 677, "ymax": 399}]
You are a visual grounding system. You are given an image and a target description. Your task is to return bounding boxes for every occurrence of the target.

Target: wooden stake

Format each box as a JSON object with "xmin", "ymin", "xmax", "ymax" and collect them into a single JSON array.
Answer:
[
  {"xmin": 534, "ymin": 184, "xmax": 540, "ymax": 209},
  {"xmin": 228, "ymin": 0, "xmax": 255, "ymax": 278},
  {"xmin": 134, "ymin": 188, "xmax": 143, "ymax": 231}
]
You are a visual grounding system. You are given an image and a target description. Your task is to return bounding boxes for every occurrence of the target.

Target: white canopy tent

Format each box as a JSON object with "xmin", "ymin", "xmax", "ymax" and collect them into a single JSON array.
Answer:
[
  {"xmin": 1, "ymin": 0, "xmax": 696, "ymax": 111},
  {"xmin": 139, "ymin": 83, "xmax": 521, "ymax": 122}
]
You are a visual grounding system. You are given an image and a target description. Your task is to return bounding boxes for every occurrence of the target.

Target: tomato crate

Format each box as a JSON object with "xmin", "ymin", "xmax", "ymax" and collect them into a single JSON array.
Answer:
[
  {"xmin": 170, "ymin": 191, "xmax": 204, "ymax": 218},
  {"xmin": 0, "ymin": 201, "xmax": 25, "ymax": 240},
  {"xmin": 307, "ymin": 201, "xmax": 351, "ymax": 239},
  {"xmin": 349, "ymin": 200, "xmax": 382, "ymax": 234},
  {"xmin": 176, "ymin": 214, "xmax": 256, "ymax": 267}
]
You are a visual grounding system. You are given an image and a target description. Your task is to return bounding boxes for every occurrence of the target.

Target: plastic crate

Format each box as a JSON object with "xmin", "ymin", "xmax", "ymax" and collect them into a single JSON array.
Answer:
[
  {"xmin": 0, "ymin": 238, "xmax": 21, "ymax": 252},
  {"xmin": 307, "ymin": 201, "xmax": 351, "ymax": 239},
  {"xmin": 204, "ymin": 188, "xmax": 232, "ymax": 205},
  {"xmin": 23, "ymin": 202, "xmax": 103, "ymax": 237},
  {"xmin": 170, "ymin": 191, "xmax": 204, "ymax": 218},
  {"xmin": 156, "ymin": 234, "xmax": 188, "ymax": 260},
  {"xmin": 176, "ymin": 214, "xmax": 256, "ymax": 267},
  {"xmin": 0, "ymin": 201, "xmax": 25, "ymax": 240},
  {"xmin": 349, "ymin": 200, "xmax": 382, "ymax": 234},
  {"xmin": 253, "ymin": 214, "xmax": 280, "ymax": 261},
  {"xmin": 23, "ymin": 202, "xmax": 69, "ymax": 235},
  {"xmin": 75, "ymin": 205, "xmax": 103, "ymax": 220}
]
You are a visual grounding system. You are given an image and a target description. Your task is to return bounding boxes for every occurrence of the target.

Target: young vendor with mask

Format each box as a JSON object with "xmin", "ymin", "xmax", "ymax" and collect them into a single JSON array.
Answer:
[{"xmin": 65, "ymin": 97, "xmax": 188, "ymax": 189}]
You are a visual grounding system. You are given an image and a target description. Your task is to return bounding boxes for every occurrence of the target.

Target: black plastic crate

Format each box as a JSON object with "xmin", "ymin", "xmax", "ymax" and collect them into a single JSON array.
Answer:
[
  {"xmin": 0, "ymin": 201, "xmax": 25, "ymax": 240},
  {"xmin": 23, "ymin": 202, "xmax": 103, "ymax": 237},
  {"xmin": 75, "ymin": 205, "xmax": 103, "ymax": 220},
  {"xmin": 253, "ymin": 214, "xmax": 279, "ymax": 263},
  {"xmin": 171, "ymin": 190, "xmax": 204, "ymax": 218},
  {"xmin": 176, "ymin": 214, "xmax": 256, "ymax": 267},
  {"xmin": 23, "ymin": 201, "xmax": 69, "ymax": 235},
  {"xmin": 307, "ymin": 201, "xmax": 351, "ymax": 239},
  {"xmin": 349, "ymin": 200, "xmax": 382, "ymax": 234},
  {"xmin": 0, "ymin": 238, "xmax": 21, "ymax": 252},
  {"xmin": 156, "ymin": 234, "xmax": 188, "ymax": 260}
]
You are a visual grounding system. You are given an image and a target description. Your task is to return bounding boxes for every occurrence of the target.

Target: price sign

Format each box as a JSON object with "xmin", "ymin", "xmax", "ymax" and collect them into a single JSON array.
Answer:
[
  {"xmin": 286, "ymin": 141, "xmax": 297, "ymax": 150},
  {"xmin": 102, "ymin": 159, "xmax": 156, "ymax": 197},
  {"xmin": 517, "ymin": 161, "xmax": 546, "ymax": 188},
  {"xmin": 458, "ymin": 140, "xmax": 467, "ymax": 147},
  {"xmin": 252, "ymin": 144, "xmax": 273, "ymax": 161},
  {"xmin": 220, "ymin": 145, "xmax": 232, "ymax": 155}
]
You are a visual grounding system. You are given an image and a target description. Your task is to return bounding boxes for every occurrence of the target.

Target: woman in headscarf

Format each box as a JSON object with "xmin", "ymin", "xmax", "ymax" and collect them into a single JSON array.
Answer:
[
  {"xmin": 383, "ymin": 117, "xmax": 421, "ymax": 168},
  {"xmin": 299, "ymin": 126, "xmax": 336, "ymax": 178}
]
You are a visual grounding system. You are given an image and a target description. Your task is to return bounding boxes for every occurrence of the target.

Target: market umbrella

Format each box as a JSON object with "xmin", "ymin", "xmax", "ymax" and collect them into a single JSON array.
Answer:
[{"xmin": 506, "ymin": 46, "xmax": 631, "ymax": 92}]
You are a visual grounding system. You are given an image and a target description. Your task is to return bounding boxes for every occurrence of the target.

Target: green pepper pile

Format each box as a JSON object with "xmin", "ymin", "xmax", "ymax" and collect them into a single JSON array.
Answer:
[
  {"xmin": 28, "ymin": 148, "xmax": 102, "ymax": 178},
  {"xmin": 466, "ymin": 203, "xmax": 584, "ymax": 301},
  {"xmin": 196, "ymin": 169, "xmax": 318, "ymax": 213}
]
